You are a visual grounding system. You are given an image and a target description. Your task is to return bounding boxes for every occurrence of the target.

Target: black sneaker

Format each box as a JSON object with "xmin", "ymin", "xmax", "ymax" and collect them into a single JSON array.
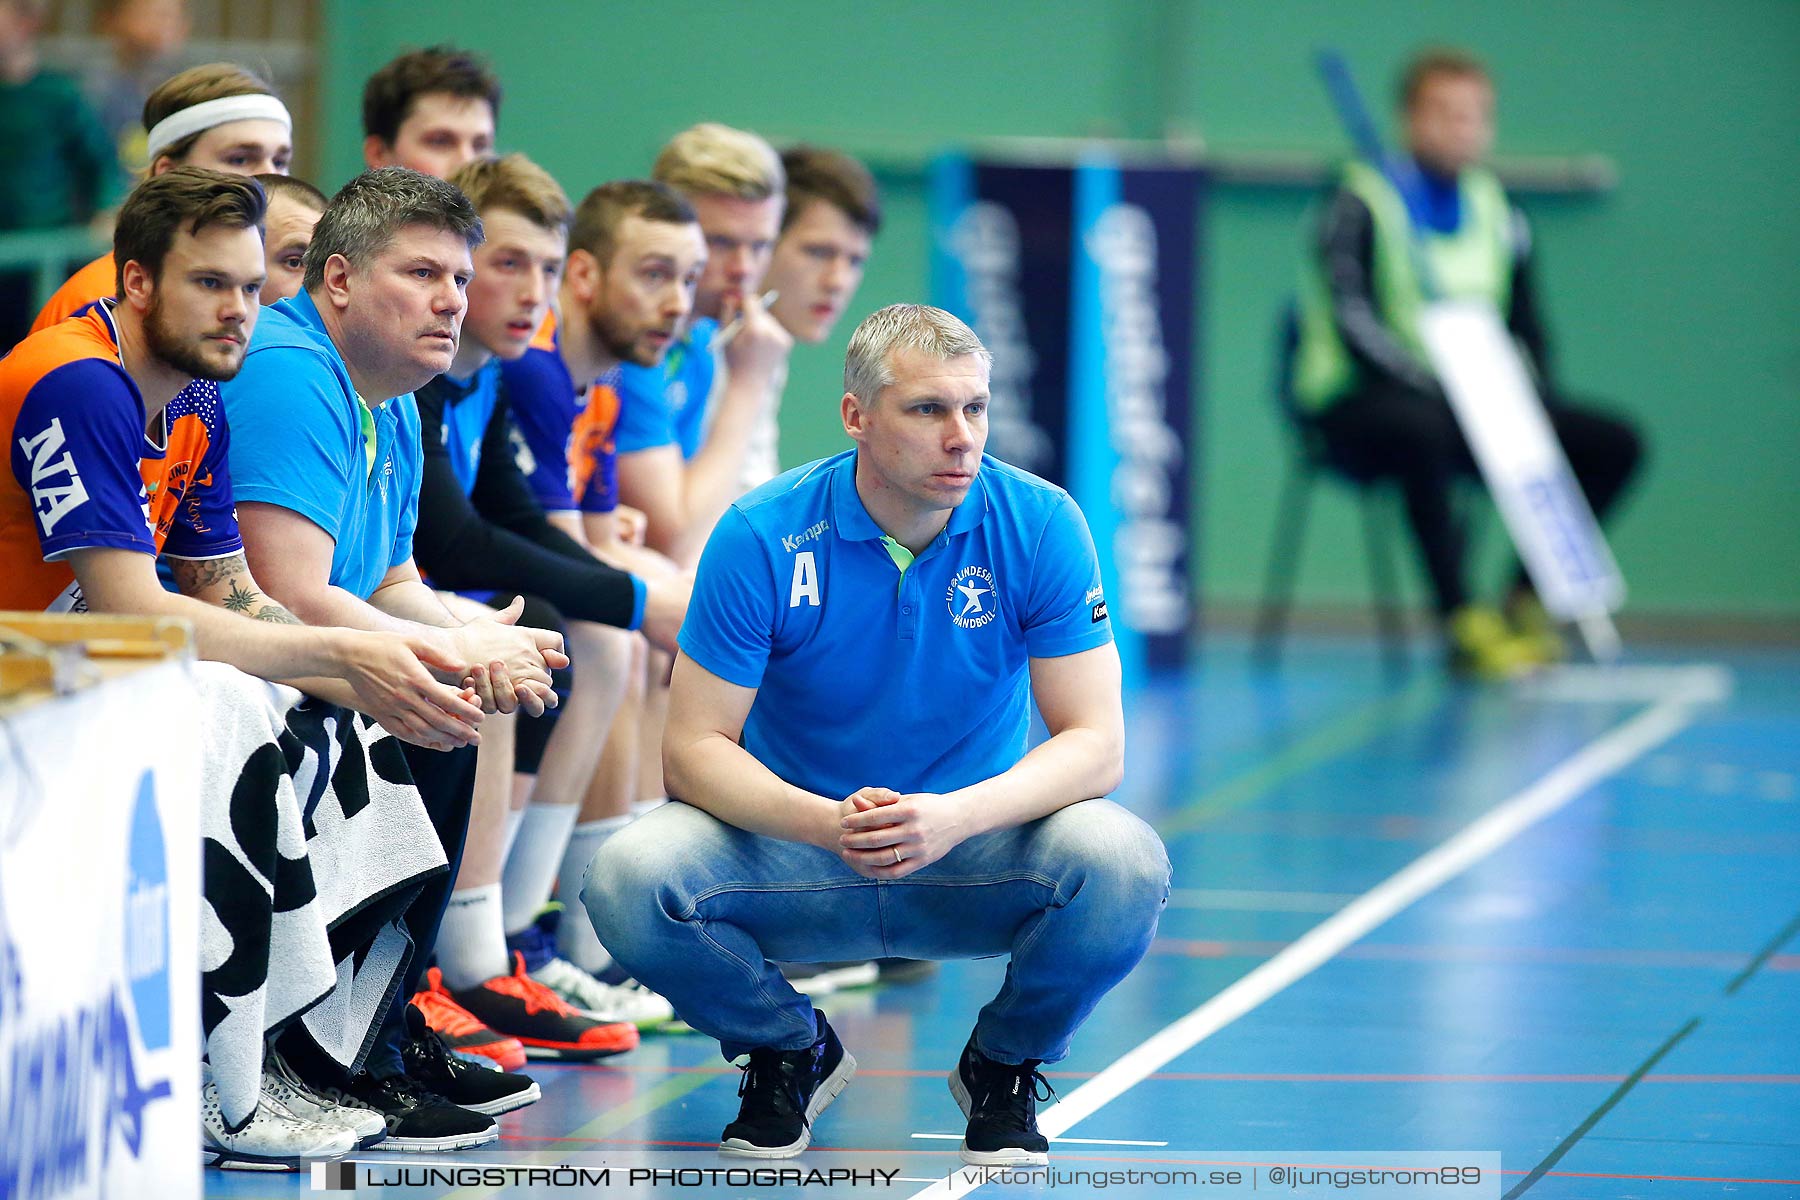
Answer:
[
  {"xmin": 718, "ymin": 1009, "xmax": 857, "ymax": 1158},
  {"xmin": 324, "ymin": 1070, "xmax": 497, "ymax": 1152},
  {"xmin": 402, "ymin": 1003, "xmax": 541, "ymax": 1117},
  {"xmin": 948, "ymin": 1037, "xmax": 1055, "ymax": 1166}
]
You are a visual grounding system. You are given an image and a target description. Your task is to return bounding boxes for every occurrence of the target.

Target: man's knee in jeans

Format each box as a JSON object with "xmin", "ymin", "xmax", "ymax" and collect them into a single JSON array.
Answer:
[
  {"xmin": 579, "ymin": 802, "xmax": 708, "ymax": 953},
  {"xmin": 1039, "ymin": 800, "xmax": 1171, "ymax": 913}
]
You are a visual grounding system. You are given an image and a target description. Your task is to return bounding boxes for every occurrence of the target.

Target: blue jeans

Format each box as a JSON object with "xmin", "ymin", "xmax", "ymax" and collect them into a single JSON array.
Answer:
[{"xmin": 582, "ymin": 798, "xmax": 1170, "ymax": 1064}]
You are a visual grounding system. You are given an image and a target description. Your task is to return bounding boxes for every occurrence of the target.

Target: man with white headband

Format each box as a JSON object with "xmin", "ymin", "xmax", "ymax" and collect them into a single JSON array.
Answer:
[
  {"xmin": 143, "ymin": 89, "xmax": 291, "ymax": 171},
  {"xmin": 31, "ymin": 61, "xmax": 292, "ymax": 333}
]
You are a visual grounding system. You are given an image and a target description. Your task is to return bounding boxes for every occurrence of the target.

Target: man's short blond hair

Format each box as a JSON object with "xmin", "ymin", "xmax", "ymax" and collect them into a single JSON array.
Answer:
[
  {"xmin": 450, "ymin": 153, "xmax": 571, "ymax": 236},
  {"xmin": 652, "ymin": 122, "xmax": 784, "ymax": 202},
  {"xmin": 844, "ymin": 305, "xmax": 990, "ymax": 406}
]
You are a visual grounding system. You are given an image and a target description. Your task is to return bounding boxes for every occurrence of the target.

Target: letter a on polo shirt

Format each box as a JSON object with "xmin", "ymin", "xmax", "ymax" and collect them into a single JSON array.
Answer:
[
  {"xmin": 789, "ymin": 550, "xmax": 819, "ymax": 607},
  {"xmin": 679, "ymin": 449, "xmax": 1113, "ymax": 805}
]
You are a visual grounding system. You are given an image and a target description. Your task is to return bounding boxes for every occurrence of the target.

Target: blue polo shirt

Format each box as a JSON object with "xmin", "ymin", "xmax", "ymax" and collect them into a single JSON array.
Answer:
[
  {"xmin": 679, "ymin": 450, "xmax": 1113, "ymax": 802},
  {"xmin": 614, "ymin": 317, "xmax": 718, "ymax": 460},
  {"xmin": 220, "ymin": 289, "xmax": 421, "ymax": 600}
]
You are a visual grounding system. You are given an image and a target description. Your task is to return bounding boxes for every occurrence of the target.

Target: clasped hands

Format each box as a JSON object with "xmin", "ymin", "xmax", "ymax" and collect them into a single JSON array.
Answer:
[{"xmin": 829, "ymin": 786, "xmax": 970, "ymax": 880}]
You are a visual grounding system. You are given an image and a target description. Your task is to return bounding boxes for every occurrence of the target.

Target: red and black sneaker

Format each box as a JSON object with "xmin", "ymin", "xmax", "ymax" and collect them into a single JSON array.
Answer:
[
  {"xmin": 450, "ymin": 952, "xmax": 639, "ymax": 1061},
  {"xmin": 412, "ymin": 967, "xmax": 527, "ymax": 1072}
]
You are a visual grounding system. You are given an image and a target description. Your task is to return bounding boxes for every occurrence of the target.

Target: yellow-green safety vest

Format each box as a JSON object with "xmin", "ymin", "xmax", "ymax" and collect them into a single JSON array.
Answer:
[{"xmin": 1293, "ymin": 161, "xmax": 1514, "ymax": 410}]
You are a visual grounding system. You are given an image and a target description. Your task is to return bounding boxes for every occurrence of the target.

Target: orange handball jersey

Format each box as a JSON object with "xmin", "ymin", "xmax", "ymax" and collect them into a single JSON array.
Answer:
[
  {"xmin": 30, "ymin": 252, "xmax": 117, "ymax": 335},
  {"xmin": 1, "ymin": 301, "xmax": 242, "ymax": 611}
]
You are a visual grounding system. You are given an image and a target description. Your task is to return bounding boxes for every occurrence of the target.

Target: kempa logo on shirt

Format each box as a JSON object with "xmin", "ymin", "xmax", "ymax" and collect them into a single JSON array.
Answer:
[
  {"xmin": 781, "ymin": 519, "xmax": 829, "ymax": 552},
  {"xmin": 947, "ymin": 565, "xmax": 998, "ymax": 629}
]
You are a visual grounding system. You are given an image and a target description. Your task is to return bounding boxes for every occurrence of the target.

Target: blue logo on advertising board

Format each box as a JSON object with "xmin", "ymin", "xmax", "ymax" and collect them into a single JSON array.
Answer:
[{"xmin": 0, "ymin": 770, "xmax": 173, "ymax": 1197}]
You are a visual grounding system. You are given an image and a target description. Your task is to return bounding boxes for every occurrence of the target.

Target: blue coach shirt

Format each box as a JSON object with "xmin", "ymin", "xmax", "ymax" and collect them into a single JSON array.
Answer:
[
  {"xmin": 220, "ymin": 289, "xmax": 421, "ymax": 600},
  {"xmin": 614, "ymin": 317, "xmax": 718, "ymax": 460},
  {"xmin": 679, "ymin": 449, "xmax": 1113, "ymax": 802}
]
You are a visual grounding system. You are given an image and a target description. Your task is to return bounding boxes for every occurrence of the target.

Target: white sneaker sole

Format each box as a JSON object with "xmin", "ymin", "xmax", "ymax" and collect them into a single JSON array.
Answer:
[
  {"xmin": 201, "ymin": 1151, "xmax": 305, "ymax": 1172},
  {"xmin": 948, "ymin": 1066, "xmax": 1050, "ymax": 1167},
  {"xmin": 717, "ymin": 1050, "xmax": 857, "ymax": 1159},
  {"xmin": 462, "ymin": 1080, "xmax": 541, "ymax": 1116},
  {"xmin": 564, "ymin": 1000, "xmax": 677, "ymax": 1029},
  {"xmin": 363, "ymin": 1125, "xmax": 498, "ymax": 1152}
]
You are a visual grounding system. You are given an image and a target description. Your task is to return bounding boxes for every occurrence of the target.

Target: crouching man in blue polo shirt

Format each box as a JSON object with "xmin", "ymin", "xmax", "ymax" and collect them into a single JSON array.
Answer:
[{"xmin": 584, "ymin": 304, "xmax": 1171, "ymax": 1166}]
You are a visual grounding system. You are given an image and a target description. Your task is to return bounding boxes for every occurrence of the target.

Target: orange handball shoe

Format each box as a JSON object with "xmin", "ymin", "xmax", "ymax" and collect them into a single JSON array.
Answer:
[
  {"xmin": 413, "ymin": 967, "xmax": 528, "ymax": 1072},
  {"xmin": 451, "ymin": 952, "xmax": 640, "ymax": 1060}
]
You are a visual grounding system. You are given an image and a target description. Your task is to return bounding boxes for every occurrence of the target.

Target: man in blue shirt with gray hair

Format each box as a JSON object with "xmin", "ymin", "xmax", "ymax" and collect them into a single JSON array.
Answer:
[{"xmin": 584, "ymin": 304, "xmax": 1170, "ymax": 1167}]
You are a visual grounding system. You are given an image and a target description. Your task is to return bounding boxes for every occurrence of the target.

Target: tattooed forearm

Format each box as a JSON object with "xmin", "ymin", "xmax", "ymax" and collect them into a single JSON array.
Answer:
[
  {"xmin": 222, "ymin": 581, "xmax": 258, "ymax": 613},
  {"xmin": 169, "ymin": 553, "xmax": 302, "ymax": 624},
  {"xmin": 168, "ymin": 553, "xmax": 247, "ymax": 594}
]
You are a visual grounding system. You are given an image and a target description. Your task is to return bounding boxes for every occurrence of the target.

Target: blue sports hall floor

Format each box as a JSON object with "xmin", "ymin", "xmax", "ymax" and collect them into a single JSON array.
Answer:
[{"xmin": 208, "ymin": 633, "xmax": 1800, "ymax": 1199}]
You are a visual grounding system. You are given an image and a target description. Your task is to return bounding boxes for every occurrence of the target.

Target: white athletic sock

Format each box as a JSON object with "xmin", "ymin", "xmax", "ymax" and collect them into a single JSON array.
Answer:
[
  {"xmin": 500, "ymin": 805, "xmax": 527, "ymax": 863},
  {"xmin": 555, "ymin": 814, "xmax": 634, "ymax": 974},
  {"xmin": 434, "ymin": 883, "xmax": 508, "ymax": 990},
  {"xmin": 500, "ymin": 803, "xmax": 580, "ymax": 935}
]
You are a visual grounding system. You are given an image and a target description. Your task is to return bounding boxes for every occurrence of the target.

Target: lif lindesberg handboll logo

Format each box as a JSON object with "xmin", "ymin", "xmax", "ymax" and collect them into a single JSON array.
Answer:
[{"xmin": 947, "ymin": 565, "xmax": 998, "ymax": 629}]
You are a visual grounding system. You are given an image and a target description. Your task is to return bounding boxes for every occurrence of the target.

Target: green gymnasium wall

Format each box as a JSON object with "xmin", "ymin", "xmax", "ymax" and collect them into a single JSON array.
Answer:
[{"xmin": 320, "ymin": 0, "xmax": 1800, "ymax": 620}]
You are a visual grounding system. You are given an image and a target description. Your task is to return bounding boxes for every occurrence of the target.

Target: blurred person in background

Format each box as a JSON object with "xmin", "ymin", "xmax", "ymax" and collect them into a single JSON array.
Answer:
[
  {"xmin": 31, "ymin": 60, "xmax": 291, "ymax": 331},
  {"xmin": 765, "ymin": 145, "xmax": 878, "ymax": 353},
  {"xmin": 1293, "ymin": 46, "xmax": 1642, "ymax": 677},
  {"xmin": 362, "ymin": 45, "xmax": 499, "ymax": 180},
  {"xmin": 80, "ymin": 0, "xmax": 195, "ymax": 172},
  {"xmin": 614, "ymin": 122, "xmax": 793, "ymax": 566},
  {"xmin": 0, "ymin": 0, "xmax": 125, "ymax": 344}
]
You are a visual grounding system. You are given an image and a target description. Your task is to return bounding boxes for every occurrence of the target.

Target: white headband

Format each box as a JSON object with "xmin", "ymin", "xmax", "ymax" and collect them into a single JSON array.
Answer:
[{"xmin": 145, "ymin": 94, "xmax": 293, "ymax": 160}]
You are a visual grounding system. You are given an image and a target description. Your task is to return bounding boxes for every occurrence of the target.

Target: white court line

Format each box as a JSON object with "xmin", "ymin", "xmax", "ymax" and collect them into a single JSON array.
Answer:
[
  {"xmin": 911, "ymin": 1133, "xmax": 1168, "ymax": 1147},
  {"xmin": 906, "ymin": 681, "xmax": 1714, "ymax": 1198}
]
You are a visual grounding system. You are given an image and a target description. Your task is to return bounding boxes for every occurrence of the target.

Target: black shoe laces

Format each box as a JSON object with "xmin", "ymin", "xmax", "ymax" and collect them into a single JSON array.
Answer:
[
  {"xmin": 972, "ymin": 1059, "xmax": 1056, "ymax": 1129},
  {"xmin": 735, "ymin": 1046, "xmax": 812, "ymax": 1126},
  {"xmin": 367, "ymin": 1071, "xmax": 454, "ymax": 1112},
  {"xmin": 404, "ymin": 1024, "xmax": 459, "ymax": 1078}
]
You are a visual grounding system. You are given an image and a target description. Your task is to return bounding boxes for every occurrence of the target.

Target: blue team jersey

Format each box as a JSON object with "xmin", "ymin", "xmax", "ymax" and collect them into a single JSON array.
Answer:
[
  {"xmin": 0, "ymin": 301, "xmax": 241, "ymax": 610},
  {"xmin": 614, "ymin": 317, "xmax": 718, "ymax": 461},
  {"xmin": 430, "ymin": 362, "xmax": 501, "ymax": 496},
  {"xmin": 219, "ymin": 289, "xmax": 421, "ymax": 600},
  {"xmin": 678, "ymin": 450, "xmax": 1114, "ymax": 802},
  {"xmin": 501, "ymin": 312, "xmax": 620, "ymax": 514}
]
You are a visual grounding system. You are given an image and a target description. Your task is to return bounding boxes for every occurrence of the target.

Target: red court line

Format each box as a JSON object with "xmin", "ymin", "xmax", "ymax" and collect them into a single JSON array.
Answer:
[{"xmin": 1149, "ymin": 938, "xmax": 1800, "ymax": 970}]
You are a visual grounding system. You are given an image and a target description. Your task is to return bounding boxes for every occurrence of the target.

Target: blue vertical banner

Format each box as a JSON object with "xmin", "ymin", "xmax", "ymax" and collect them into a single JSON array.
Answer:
[{"xmin": 931, "ymin": 148, "xmax": 1204, "ymax": 678}]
